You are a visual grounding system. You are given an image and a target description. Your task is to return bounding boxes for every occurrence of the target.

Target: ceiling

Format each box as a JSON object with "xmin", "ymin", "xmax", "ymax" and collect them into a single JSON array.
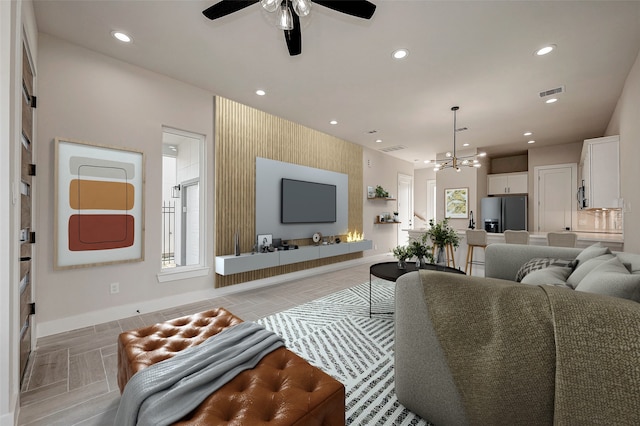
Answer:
[{"xmin": 33, "ymin": 1, "xmax": 640, "ymax": 168}]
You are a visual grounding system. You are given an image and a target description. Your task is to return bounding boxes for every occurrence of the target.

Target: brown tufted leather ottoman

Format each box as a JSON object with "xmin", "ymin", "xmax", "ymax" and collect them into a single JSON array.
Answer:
[{"xmin": 117, "ymin": 307, "xmax": 345, "ymax": 425}]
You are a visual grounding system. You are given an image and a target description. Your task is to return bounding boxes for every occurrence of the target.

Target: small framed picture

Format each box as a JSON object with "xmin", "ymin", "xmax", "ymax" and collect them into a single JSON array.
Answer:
[
  {"xmin": 257, "ymin": 234, "xmax": 273, "ymax": 251},
  {"xmin": 367, "ymin": 186, "xmax": 375, "ymax": 199},
  {"xmin": 444, "ymin": 187, "xmax": 469, "ymax": 219}
]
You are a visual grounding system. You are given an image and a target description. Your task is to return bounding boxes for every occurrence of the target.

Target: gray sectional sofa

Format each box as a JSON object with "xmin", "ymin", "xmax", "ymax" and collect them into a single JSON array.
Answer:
[{"xmin": 395, "ymin": 243, "xmax": 640, "ymax": 425}]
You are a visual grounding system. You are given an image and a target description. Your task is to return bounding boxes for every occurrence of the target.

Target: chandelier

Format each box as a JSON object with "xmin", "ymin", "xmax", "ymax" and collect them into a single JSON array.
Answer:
[
  {"xmin": 261, "ymin": 0, "xmax": 312, "ymax": 30},
  {"xmin": 433, "ymin": 106, "xmax": 486, "ymax": 172}
]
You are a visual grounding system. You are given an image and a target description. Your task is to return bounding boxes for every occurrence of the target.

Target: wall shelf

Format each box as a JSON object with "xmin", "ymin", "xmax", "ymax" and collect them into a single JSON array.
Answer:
[
  {"xmin": 215, "ymin": 240, "xmax": 373, "ymax": 276},
  {"xmin": 367, "ymin": 197, "xmax": 396, "ymax": 201},
  {"xmin": 374, "ymin": 220, "xmax": 401, "ymax": 225}
]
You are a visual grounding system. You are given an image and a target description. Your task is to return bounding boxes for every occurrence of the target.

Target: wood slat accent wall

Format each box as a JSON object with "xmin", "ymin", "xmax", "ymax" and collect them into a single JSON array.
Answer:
[{"xmin": 214, "ymin": 97, "xmax": 363, "ymax": 287}]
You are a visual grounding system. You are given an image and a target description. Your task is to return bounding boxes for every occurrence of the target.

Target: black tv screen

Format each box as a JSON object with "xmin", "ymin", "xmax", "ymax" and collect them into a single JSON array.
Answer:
[{"xmin": 281, "ymin": 178, "xmax": 337, "ymax": 223}]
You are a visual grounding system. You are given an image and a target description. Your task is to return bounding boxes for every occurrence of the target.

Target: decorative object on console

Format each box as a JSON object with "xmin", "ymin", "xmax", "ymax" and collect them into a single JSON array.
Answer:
[
  {"xmin": 234, "ymin": 231, "xmax": 240, "ymax": 256},
  {"xmin": 312, "ymin": 232, "xmax": 322, "ymax": 245},
  {"xmin": 257, "ymin": 234, "xmax": 273, "ymax": 252},
  {"xmin": 432, "ymin": 106, "xmax": 486, "ymax": 172}
]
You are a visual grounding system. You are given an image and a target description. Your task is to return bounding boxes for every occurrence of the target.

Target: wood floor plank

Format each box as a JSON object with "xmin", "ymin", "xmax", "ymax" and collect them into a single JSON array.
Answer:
[
  {"xmin": 69, "ymin": 349, "xmax": 105, "ymax": 391},
  {"xmin": 27, "ymin": 349, "xmax": 68, "ymax": 391},
  {"xmin": 20, "ymin": 263, "xmax": 373, "ymax": 425}
]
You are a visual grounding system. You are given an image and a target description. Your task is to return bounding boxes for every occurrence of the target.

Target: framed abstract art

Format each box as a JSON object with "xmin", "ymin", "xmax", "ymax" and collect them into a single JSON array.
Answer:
[{"xmin": 54, "ymin": 138, "xmax": 144, "ymax": 269}]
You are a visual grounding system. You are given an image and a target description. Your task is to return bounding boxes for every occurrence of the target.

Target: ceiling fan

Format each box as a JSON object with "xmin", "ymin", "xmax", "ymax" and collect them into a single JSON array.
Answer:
[{"xmin": 202, "ymin": 0, "xmax": 376, "ymax": 56}]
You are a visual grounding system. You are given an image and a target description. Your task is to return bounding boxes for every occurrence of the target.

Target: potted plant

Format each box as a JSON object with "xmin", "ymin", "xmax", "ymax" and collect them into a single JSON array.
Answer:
[
  {"xmin": 375, "ymin": 185, "xmax": 389, "ymax": 198},
  {"xmin": 392, "ymin": 245, "xmax": 411, "ymax": 269},
  {"xmin": 427, "ymin": 218, "xmax": 460, "ymax": 264},
  {"xmin": 407, "ymin": 239, "xmax": 434, "ymax": 268}
]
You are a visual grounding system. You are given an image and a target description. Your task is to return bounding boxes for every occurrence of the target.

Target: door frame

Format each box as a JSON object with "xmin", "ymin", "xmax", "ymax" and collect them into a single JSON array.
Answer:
[
  {"xmin": 397, "ymin": 173, "xmax": 413, "ymax": 245},
  {"xmin": 533, "ymin": 163, "xmax": 577, "ymax": 232}
]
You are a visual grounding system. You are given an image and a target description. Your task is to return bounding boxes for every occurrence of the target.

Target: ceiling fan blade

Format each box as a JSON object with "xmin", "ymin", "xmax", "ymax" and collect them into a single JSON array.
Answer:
[
  {"xmin": 284, "ymin": 9, "xmax": 302, "ymax": 56},
  {"xmin": 313, "ymin": 0, "xmax": 376, "ymax": 19},
  {"xmin": 202, "ymin": 0, "xmax": 259, "ymax": 20}
]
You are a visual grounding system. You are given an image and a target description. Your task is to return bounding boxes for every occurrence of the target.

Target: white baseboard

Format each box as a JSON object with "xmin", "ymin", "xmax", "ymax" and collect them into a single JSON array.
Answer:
[
  {"xmin": 36, "ymin": 253, "xmax": 390, "ymax": 339},
  {"xmin": 0, "ymin": 395, "xmax": 17, "ymax": 426}
]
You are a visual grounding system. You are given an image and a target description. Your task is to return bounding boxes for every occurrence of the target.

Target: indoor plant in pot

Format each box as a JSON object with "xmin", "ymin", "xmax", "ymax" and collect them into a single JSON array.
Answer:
[
  {"xmin": 408, "ymin": 237, "xmax": 434, "ymax": 268},
  {"xmin": 392, "ymin": 245, "xmax": 411, "ymax": 269},
  {"xmin": 427, "ymin": 218, "xmax": 460, "ymax": 264}
]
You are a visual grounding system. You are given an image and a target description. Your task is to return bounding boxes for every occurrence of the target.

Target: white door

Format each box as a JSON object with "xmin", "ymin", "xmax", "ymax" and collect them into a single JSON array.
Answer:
[
  {"xmin": 535, "ymin": 164, "xmax": 576, "ymax": 232},
  {"xmin": 397, "ymin": 174, "xmax": 413, "ymax": 245},
  {"xmin": 426, "ymin": 179, "xmax": 436, "ymax": 227}
]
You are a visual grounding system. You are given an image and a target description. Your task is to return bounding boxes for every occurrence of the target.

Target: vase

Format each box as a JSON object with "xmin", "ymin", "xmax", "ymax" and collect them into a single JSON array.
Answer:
[
  {"xmin": 436, "ymin": 246, "xmax": 446, "ymax": 265},
  {"xmin": 234, "ymin": 231, "xmax": 240, "ymax": 256},
  {"xmin": 397, "ymin": 259, "xmax": 407, "ymax": 269},
  {"xmin": 416, "ymin": 256, "xmax": 427, "ymax": 269}
]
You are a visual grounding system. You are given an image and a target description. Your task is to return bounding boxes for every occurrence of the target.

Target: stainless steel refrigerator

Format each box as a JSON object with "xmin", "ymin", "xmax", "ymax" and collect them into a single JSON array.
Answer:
[{"xmin": 481, "ymin": 196, "xmax": 527, "ymax": 233}]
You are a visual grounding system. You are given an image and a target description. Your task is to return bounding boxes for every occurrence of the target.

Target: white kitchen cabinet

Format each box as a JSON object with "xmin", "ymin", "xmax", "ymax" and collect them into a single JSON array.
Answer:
[
  {"xmin": 580, "ymin": 135, "xmax": 620, "ymax": 209},
  {"xmin": 487, "ymin": 172, "xmax": 528, "ymax": 195}
]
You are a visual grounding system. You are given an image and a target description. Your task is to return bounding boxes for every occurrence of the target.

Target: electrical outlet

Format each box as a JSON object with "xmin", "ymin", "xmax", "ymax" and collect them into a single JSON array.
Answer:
[{"xmin": 110, "ymin": 282, "xmax": 119, "ymax": 294}]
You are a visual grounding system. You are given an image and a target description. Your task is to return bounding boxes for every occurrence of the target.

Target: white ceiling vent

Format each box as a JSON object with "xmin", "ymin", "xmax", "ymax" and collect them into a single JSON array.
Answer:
[
  {"xmin": 539, "ymin": 85, "xmax": 565, "ymax": 98},
  {"xmin": 379, "ymin": 145, "xmax": 407, "ymax": 152}
]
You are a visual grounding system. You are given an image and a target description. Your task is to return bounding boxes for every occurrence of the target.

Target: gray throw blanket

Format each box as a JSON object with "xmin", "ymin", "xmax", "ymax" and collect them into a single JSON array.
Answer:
[{"xmin": 114, "ymin": 322, "xmax": 284, "ymax": 426}]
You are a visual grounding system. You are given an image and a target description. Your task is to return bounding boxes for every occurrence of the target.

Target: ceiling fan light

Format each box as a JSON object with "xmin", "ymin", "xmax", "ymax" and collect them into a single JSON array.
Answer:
[
  {"xmin": 461, "ymin": 159, "xmax": 470, "ymax": 165},
  {"xmin": 261, "ymin": 0, "xmax": 279, "ymax": 13},
  {"xmin": 292, "ymin": 0, "xmax": 311, "ymax": 17},
  {"xmin": 445, "ymin": 152, "xmax": 452, "ymax": 158},
  {"xmin": 276, "ymin": 3, "xmax": 294, "ymax": 30}
]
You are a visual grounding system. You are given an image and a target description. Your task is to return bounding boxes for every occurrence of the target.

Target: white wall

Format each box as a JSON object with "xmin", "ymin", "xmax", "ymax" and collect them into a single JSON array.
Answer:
[
  {"xmin": 606, "ymin": 47, "xmax": 640, "ymax": 253},
  {"xmin": 362, "ymin": 148, "xmax": 414, "ymax": 255},
  {"xmin": 35, "ymin": 34, "xmax": 215, "ymax": 336}
]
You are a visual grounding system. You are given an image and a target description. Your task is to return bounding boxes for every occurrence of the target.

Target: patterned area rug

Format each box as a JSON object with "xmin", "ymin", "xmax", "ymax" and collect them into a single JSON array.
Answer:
[{"xmin": 257, "ymin": 280, "xmax": 431, "ymax": 426}]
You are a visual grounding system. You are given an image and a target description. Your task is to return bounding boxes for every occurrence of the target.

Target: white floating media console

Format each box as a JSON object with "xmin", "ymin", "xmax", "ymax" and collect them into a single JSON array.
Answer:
[{"xmin": 215, "ymin": 240, "xmax": 373, "ymax": 276}]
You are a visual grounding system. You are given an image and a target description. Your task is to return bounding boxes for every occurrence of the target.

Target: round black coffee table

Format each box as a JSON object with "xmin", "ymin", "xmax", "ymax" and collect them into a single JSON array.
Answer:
[{"xmin": 369, "ymin": 261, "xmax": 465, "ymax": 317}]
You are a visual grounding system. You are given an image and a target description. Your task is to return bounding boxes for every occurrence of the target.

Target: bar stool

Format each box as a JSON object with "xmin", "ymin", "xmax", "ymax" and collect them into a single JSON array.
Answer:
[
  {"xmin": 465, "ymin": 230, "xmax": 487, "ymax": 275},
  {"xmin": 547, "ymin": 232, "xmax": 577, "ymax": 247},
  {"xmin": 504, "ymin": 230, "xmax": 530, "ymax": 244}
]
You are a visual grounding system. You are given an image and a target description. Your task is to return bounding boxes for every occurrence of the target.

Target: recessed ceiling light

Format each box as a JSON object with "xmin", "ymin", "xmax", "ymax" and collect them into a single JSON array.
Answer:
[
  {"xmin": 535, "ymin": 45, "xmax": 555, "ymax": 56},
  {"xmin": 545, "ymin": 98, "xmax": 558, "ymax": 104},
  {"xmin": 256, "ymin": 89, "xmax": 266, "ymax": 96},
  {"xmin": 111, "ymin": 31, "xmax": 132, "ymax": 43},
  {"xmin": 524, "ymin": 131, "xmax": 532, "ymax": 136},
  {"xmin": 392, "ymin": 49, "xmax": 409, "ymax": 60},
  {"xmin": 330, "ymin": 120, "xmax": 338, "ymax": 125},
  {"xmin": 528, "ymin": 140, "xmax": 536, "ymax": 144},
  {"xmin": 375, "ymin": 139, "xmax": 382, "ymax": 143},
  {"xmin": 463, "ymin": 143, "xmax": 470, "ymax": 147},
  {"xmin": 423, "ymin": 160, "xmax": 431, "ymax": 164}
]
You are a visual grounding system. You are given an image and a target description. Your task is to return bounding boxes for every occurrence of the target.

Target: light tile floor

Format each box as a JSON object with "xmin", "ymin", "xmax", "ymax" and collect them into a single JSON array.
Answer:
[{"xmin": 17, "ymin": 263, "xmax": 374, "ymax": 426}]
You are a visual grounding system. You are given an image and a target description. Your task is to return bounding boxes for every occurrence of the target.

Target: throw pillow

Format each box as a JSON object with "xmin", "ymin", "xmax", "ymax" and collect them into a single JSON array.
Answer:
[
  {"xmin": 575, "ymin": 257, "xmax": 640, "ymax": 302},
  {"xmin": 515, "ymin": 258, "xmax": 577, "ymax": 282},
  {"xmin": 520, "ymin": 266, "xmax": 573, "ymax": 288},
  {"xmin": 574, "ymin": 242, "xmax": 612, "ymax": 266},
  {"xmin": 566, "ymin": 253, "xmax": 615, "ymax": 289}
]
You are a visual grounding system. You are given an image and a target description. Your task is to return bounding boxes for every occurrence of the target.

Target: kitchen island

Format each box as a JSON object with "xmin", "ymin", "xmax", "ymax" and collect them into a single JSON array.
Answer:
[{"xmin": 406, "ymin": 229, "xmax": 623, "ymax": 275}]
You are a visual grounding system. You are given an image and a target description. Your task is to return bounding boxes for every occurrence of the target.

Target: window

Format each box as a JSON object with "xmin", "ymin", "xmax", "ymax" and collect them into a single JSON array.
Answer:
[{"xmin": 161, "ymin": 128, "xmax": 205, "ymax": 270}]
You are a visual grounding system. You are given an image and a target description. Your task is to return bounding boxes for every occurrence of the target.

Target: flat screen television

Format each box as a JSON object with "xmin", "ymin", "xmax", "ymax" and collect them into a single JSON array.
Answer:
[{"xmin": 281, "ymin": 178, "xmax": 336, "ymax": 223}]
